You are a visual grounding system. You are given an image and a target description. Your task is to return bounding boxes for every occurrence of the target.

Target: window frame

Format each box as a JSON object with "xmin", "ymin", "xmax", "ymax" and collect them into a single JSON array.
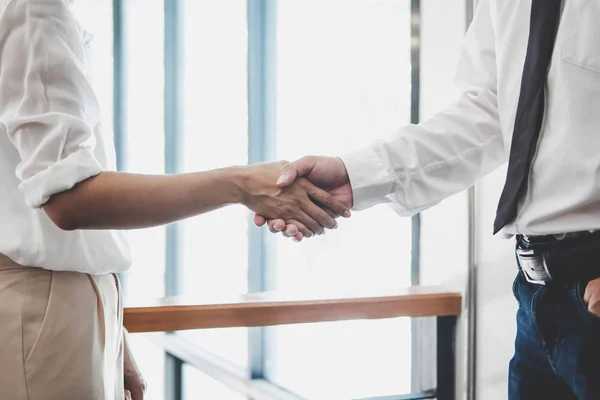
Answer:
[{"xmin": 112, "ymin": 0, "xmax": 431, "ymax": 398}]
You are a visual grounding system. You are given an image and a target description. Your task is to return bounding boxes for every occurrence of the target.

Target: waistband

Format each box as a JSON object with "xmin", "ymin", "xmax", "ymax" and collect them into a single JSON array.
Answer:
[
  {"xmin": 0, "ymin": 253, "xmax": 26, "ymax": 271},
  {"xmin": 518, "ymin": 230, "xmax": 600, "ymax": 246},
  {"xmin": 515, "ymin": 231, "xmax": 600, "ymax": 284}
]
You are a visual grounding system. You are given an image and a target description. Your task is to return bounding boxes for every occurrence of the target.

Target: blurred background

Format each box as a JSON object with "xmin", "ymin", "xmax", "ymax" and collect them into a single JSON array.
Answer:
[{"xmin": 71, "ymin": 1, "xmax": 516, "ymax": 399}]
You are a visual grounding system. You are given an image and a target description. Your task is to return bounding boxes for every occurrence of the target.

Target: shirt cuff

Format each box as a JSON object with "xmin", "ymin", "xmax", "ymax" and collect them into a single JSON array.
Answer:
[
  {"xmin": 19, "ymin": 149, "xmax": 104, "ymax": 208},
  {"xmin": 339, "ymin": 145, "xmax": 395, "ymax": 211}
]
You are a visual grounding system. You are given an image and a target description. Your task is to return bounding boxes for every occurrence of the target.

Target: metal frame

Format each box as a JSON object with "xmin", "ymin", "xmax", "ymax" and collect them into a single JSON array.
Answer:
[
  {"xmin": 359, "ymin": 316, "xmax": 457, "ymax": 400},
  {"xmin": 164, "ymin": 0, "xmax": 185, "ymax": 399},
  {"xmin": 112, "ymin": 0, "xmax": 127, "ymax": 172},
  {"xmin": 409, "ymin": 1, "xmax": 435, "ymax": 396},
  {"xmin": 465, "ymin": 1, "xmax": 477, "ymax": 400},
  {"xmin": 112, "ymin": 0, "xmax": 128, "ymax": 289},
  {"xmin": 164, "ymin": 0, "xmax": 184, "ymax": 299},
  {"xmin": 152, "ymin": 333, "xmax": 304, "ymax": 400},
  {"xmin": 247, "ymin": 0, "xmax": 278, "ymax": 382}
]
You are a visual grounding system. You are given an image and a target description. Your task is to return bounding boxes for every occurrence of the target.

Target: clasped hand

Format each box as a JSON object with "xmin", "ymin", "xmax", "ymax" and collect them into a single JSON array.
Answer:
[
  {"xmin": 584, "ymin": 277, "xmax": 600, "ymax": 317},
  {"xmin": 248, "ymin": 156, "xmax": 353, "ymax": 241}
]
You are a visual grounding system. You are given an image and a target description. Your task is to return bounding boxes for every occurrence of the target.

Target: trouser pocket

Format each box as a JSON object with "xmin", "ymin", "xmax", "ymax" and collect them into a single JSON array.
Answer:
[
  {"xmin": 572, "ymin": 279, "xmax": 600, "ymax": 325},
  {"xmin": 21, "ymin": 269, "xmax": 53, "ymax": 364},
  {"xmin": 512, "ymin": 271, "xmax": 523, "ymax": 307}
]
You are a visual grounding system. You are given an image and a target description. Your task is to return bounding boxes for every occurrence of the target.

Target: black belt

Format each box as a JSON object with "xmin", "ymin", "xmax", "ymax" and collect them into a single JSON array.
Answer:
[{"xmin": 516, "ymin": 231, "xmax": 600, "ymax": 285}]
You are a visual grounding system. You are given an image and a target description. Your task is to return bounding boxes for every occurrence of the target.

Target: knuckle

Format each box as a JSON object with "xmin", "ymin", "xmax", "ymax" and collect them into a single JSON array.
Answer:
[
  {"xmin": 295, "ymin": 178, "xmax": 308, "ymax": 189},
  {"xmin": 283, "ymin": 205, "xmax": 296, "ymax": 216},
  {"xmin": 322, "ymin": 194, "xmax": 334, "ymax": 207},
  {"xmin": 319, "ymin": 210, "xmax": 331, "ymax": 222}
]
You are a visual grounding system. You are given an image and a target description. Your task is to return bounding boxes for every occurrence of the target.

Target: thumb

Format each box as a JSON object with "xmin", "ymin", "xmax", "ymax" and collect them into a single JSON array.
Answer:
[
  {"xmin": 124, "ymin": 390, "xmax": 132, "ymax": 400},
  {"xmin": 276, "ymin": 156, "xmax": 317, "ymax": 188}
]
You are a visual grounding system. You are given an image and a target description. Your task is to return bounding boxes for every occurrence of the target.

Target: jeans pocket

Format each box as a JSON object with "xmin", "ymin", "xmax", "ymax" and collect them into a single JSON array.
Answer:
[
  {"xmin": 572, "ymin": 280, "xmax": 600, "ymax": 324},
  {"xmin": 512, "ymin": 272, "xmax": 522, "ymax": 307}
]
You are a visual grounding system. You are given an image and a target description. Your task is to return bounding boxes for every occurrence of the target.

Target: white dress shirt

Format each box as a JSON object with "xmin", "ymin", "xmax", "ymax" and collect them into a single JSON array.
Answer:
[
  {"xmin": 0, "ymin": 0, "xmax": 131, "ymax": 273},
  {"xmin": 341, "ymin": 0, "xmax": 600, "ymax": 238}
]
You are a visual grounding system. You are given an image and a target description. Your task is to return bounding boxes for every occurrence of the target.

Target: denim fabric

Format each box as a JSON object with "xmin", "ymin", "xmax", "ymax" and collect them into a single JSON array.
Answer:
[{"xmin": 509, "ymin": 269, "xmax": 600, "ymax": 399}]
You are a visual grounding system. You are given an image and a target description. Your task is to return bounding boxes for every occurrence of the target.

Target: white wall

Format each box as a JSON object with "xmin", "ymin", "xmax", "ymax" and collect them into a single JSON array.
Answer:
[{"xmin": 419, "ymin": 1, "xmax": 518, "ymax": 399}]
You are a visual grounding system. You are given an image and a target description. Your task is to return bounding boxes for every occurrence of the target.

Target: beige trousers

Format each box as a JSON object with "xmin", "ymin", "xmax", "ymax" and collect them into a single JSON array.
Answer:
[{"xmin": 0, "ymin": 254, "xmax": 124, "ymax": 400}]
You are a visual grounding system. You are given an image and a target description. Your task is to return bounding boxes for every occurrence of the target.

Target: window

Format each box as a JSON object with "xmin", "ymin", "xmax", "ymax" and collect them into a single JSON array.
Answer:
[
  {"xmin": 73, "ymin": 0, "xmax": 457, "ymax": 398},
  {"xmin": 183, "ymin": 364, "xmax": 246, "ymax": 400},
  {"xmin": 122, "ymin": 0, "xmax": 167, "ymax": 302},
  {"xmin": 178, "ymin": 0, "xmax": 249, "ymax": 369},
  {"xmin": 271, "ymin": 1, "xmax": 413, "ymax": 397}
]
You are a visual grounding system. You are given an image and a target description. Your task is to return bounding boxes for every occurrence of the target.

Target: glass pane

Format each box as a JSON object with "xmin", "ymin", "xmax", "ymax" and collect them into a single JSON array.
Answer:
[
  {"xmin": 183, "ymin": 364, "xmax": 246, "ymax": 400},
  {"xmin": 122, "ymin": 0, "xmax": 166, "ymax": 302},
  {"xmin": 178, "ymin": 0, "xmax": 249, "ymax": 369},
  {"xmin": 272, "ymin": 0, "xmax": 413, "ymax": 397},
  {"xmin": 273, "ymin": 319, "xmax": 412, "ymax": 399},
  {"xmin": 128, "ymin": 334, "xmax": 166, "ymax": 400}
]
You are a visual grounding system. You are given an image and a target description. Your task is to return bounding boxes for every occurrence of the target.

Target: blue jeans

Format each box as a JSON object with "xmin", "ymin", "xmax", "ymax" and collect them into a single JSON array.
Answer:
[{"xmin": 509, "ymin": 269, "xmax": 600, "ymax": 399}]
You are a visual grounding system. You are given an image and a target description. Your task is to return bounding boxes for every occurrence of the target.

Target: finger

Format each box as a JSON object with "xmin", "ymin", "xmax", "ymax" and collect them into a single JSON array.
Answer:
[
  {"xmin": 584, "ymin": 282, "xmax": 591, "ymax": 305},
  {"xmin": 305, "ymin": 183, "xmax": 349, "ymax": 220},
  {"xmin": 293, "ymin": 209, "xmax": 324, "ymax": 236},
  {"xmin": 129, "ymin": 381, "xmax": 147, "ymax": 400},
  {"xmin": 124, "ymin": 390, "xmax": 132, "ymax": 400},
  {"xmin": 283, "ymin": 223, "xmax": 299, "ymax": 237},
  {"xmin": 293, "ymin": 232, "xmax": 304, "ymax": 242},
  {"xmin": 301, "ymin": 199, "xmax": 337, "ymax": 230},
  {"xmin": 285, "ymin": 219, "xmax": 314, "ymax": 238},
  {"xmin": 325, "ymin": 208, "xmax": 337, "ymax": 219},
  {"xmin": 267, "ymin": 219, "xmax": 286, "ymax": 233},
  {"xmin": 276, "ymin": 156, "xmax": 318, "ymax": 188},
  {"xmin": 254, "ymin": 214, "xmax": 267, "ymax": 227},
  {"xmin": 583, "ymin": 280, "xmax": 598, "ymax": 305}
]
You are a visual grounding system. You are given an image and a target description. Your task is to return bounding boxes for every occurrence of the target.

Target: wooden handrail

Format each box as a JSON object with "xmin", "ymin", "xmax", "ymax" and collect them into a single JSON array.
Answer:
[{"xmin": 124, "ymin": 286, "xmax": 462, "ymax": 333}]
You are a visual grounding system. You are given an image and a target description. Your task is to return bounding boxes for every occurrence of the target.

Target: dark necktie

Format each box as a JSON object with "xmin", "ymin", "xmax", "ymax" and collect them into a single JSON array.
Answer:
[{"xmin": 493, "ymin": 0, "xmax": 563, "ymax": 234}]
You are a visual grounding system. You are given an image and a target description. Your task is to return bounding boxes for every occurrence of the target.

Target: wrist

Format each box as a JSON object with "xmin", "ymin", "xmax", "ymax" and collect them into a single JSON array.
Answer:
[{"xmin": 221, "ymin": 166, "xmax": 250, "ymax": 205}]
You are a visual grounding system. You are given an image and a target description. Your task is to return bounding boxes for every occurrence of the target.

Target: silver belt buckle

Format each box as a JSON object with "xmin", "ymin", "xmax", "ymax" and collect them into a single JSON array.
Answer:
[{"xmin": 516, "ymin": 248, "xmax": 552, "ymax": 285}]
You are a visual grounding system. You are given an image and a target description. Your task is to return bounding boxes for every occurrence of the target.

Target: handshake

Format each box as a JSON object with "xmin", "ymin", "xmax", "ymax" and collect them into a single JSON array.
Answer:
[{"xmin": 243, "ymin": 155, "xmax": 353, "ymax": 242}]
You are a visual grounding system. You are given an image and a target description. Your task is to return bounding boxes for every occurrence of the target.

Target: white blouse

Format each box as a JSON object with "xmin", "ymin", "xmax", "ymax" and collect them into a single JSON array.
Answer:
[{"xmin": 0, "ymin": 0, "xmax": 131, "ymax": 274}]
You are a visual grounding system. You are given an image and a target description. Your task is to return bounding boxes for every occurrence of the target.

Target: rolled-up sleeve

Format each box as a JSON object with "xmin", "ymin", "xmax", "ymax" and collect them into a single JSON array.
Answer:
[
  {"xmin": 0, "ymin": 0, "xmax": 103, "ymax": 208},
  {"xmin": 340, "ymin": 0, "xmax": 505, "ymax": 215}
]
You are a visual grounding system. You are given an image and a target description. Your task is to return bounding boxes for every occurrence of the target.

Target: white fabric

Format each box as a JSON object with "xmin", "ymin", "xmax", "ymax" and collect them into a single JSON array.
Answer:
[
  {"xmin": 341, "ymin": 0, "xmax": 600, "ymax": 238},
  {"xmin": 0, "ymin": 0, "xmax": 130, "ymax": 273}
]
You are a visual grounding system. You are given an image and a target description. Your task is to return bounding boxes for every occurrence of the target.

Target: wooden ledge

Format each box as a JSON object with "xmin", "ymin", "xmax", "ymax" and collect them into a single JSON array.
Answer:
[{"xmin": 123, "ymin": 286, "xmax": 462, "ymax": 333}]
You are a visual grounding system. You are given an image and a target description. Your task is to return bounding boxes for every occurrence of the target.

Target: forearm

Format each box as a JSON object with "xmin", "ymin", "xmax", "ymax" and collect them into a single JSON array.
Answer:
[
  {"xmin": 43, "ymin": 167, "xmax": 245, "ymax": 230},
  {"xmin": 342, "ymin": 92, "xmax": 505, "ymax": 214}
]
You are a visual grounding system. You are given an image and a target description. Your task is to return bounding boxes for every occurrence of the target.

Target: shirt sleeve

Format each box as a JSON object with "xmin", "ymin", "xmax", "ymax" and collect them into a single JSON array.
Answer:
[
  {"xmin": 0, "ymin": 0, "xmax": 104, "ymax": 209},
  {"xmin": 339, "ymin": 0, "xmax": 505, "ymax": 215}
]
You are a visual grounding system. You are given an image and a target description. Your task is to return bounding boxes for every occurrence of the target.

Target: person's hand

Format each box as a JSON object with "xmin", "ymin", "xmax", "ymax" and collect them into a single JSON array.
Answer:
[
  {"xmin": 241, "ymin": 161, "xmax": 350, "ymax": 238},
  {"xmin": 583, "ymin": 277, "xmax": 600, "ymax": 317},
  {"xmin": 254, "ymin": 156, "xmax": 353, "ymax": 241},
  {"xmin": 123, "ymin": 329, "xmax": 147, "ymax": 400}
]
